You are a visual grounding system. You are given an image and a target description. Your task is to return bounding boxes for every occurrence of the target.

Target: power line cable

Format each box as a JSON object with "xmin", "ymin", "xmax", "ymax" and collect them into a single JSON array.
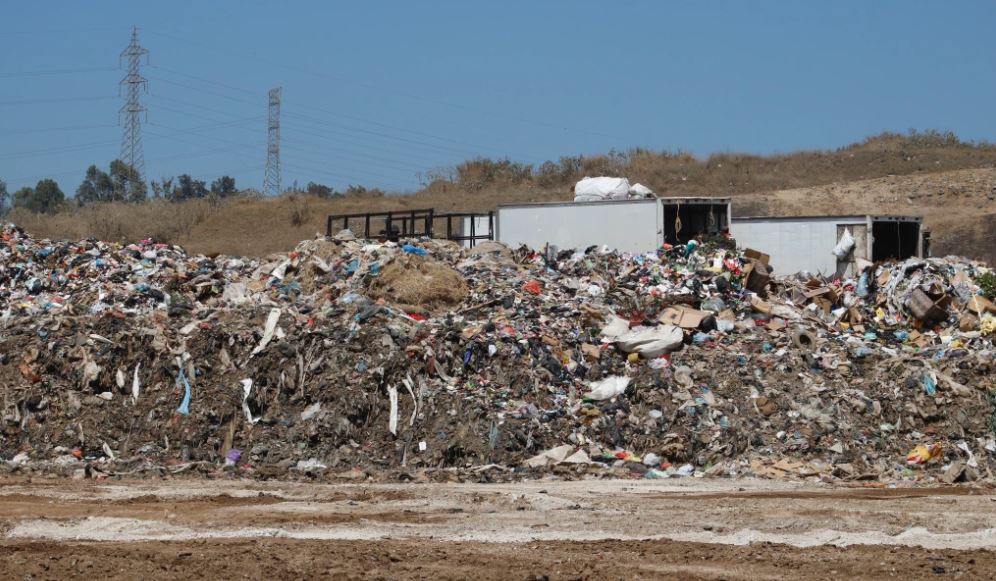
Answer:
[
  {"xmin": 0, "ymin": 26, "xmax": 123, "ymax": 37},
  {"xmin": 5, "ymin": 145, "xmax": 264, "ymax": 185},
  {"xmin": 0, "ymin": 95, "xmax": 118, "ymax": 106},
  {"xmin": 1, "ymin": 118, "xmax": 262, "ymax": 162},
  {"xmin": 145, "ymin": 74, "xmax": 261, "ymax": 106},
  {"xmin": 1, "ymin": 123, "xmax": 119, "ymax": 135},
  {"xmin": 281, "ymin": 161, "xmax": 408, "ymax": 190},
  {"xmin": 143, "ymin": 28, "xmax": 629, "ymax": 141},
  {"xmin": 145, "ymin": 100, "xmax": 262, "ymax": 135},
  {"xmin": 147, "ymin": 116, "xmax": 263, "ymax": 136},
  {"xmin": 148, "ymin": 80, "xmax": 490, "ymax": 160},
  {"xmin": 284, "ymin": 111, "xmax": 482, "ymax": 157},
  {"xmin": 285, "ymin": 142, "xmax": 424, "ymax": 174},
  {"xmin": 266, "ymin": 139, "xmax": 416, "ymax": 184},
  {"xmin": 0, "ymin": 66, "xmax": 118, "ymax": 78},
  {"xmin": 0, "ymin": 138, "xmax": 120, "ymax": 161},
  {"xmin": 280, "ymin": 122, "xmax": 453, "ymax": 168},
  {"xmin": 143, "ymin": 96, "xmax": 441, "ymax": 176},
  {"xmin": 148, "ymin": 63, "xmax": 515, "ymax": 154},
  {"xmin": 148, "ymin": 64, "xmax": 257, "ymax": 96}
]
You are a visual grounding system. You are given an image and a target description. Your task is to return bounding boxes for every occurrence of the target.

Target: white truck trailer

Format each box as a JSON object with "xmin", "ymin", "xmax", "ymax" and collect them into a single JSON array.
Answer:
[
  {"xmin": 494, "ymin": 197, "xmax": 731, "ymax": 253},
  {"xmin": 730, "ymin": 215, "xmax": 926, "ymax": 276}
]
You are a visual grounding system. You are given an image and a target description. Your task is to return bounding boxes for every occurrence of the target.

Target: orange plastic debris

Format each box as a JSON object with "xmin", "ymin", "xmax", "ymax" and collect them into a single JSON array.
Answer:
[{"xmin": 522, "ymin": 280, "xmax": 542, "ymax": 295}]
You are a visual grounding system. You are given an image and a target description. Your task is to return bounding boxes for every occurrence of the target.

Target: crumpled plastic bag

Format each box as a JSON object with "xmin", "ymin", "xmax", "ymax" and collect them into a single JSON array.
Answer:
[
  {"xmin": 612, "ymin": 325, "xmax": 683, "ymax": 358},
  {"xmin": 832, "ymin": 228, "xmax": 856, "ymax": 259},
  {"xmin": 585, "ymin": 376, "xmax": 631, "ymax": 400}
]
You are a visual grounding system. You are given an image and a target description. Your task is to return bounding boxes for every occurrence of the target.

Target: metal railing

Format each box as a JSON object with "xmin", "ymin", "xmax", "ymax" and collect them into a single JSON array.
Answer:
[
  {"xmin": 325, "ymin": 208, "xmax": 495, "ymax": 247},
  {"xmin": 325, "ymin": 209, "xmax": 435, "ymax": 240}
]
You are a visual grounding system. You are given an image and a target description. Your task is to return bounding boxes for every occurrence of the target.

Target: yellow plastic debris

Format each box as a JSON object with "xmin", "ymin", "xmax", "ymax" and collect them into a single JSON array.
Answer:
[
  {"xmin": 906, "ymin": 443, "xmax": 943, "ymax": 465},
  {"xmin": 981, "ymin": 313, "xmax": 996, "ymax": 335}
]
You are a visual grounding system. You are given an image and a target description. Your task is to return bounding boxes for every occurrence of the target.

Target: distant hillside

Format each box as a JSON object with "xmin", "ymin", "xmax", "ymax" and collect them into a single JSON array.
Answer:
[
  {"xmin": 423, "ymin": 130, "xmax": 996, "ymax": 197},
  {"xmin": 9, "ymin": 131, "xmax": 996, "ymax": 260}
]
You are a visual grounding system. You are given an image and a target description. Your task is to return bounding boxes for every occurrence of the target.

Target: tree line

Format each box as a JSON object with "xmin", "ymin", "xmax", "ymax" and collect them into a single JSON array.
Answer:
[{"xmin": 0, "ymin": 160, "xmax": 371, "ymax": 216}]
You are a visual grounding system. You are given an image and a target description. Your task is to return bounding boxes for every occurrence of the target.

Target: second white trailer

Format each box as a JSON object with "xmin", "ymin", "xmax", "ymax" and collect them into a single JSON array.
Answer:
[{"xmin": 730, "ymin": 215, "xmax": 925, "ymax": 276}]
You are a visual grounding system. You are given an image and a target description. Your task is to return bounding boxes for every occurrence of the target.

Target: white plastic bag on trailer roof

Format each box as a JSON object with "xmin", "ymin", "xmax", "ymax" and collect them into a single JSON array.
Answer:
[
  {"xmin": 629, "ymin": 183, "xmax": 654, "ymax": 197},
  {"xmin": 574, "ymin": 177, "xmax": 631, "ymax": 201}
]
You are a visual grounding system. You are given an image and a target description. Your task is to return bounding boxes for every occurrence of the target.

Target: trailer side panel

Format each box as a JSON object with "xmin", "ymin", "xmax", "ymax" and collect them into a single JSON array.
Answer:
[{"xmin": 496, "ymin": 199, "xmax": 661, "ymax": 253}]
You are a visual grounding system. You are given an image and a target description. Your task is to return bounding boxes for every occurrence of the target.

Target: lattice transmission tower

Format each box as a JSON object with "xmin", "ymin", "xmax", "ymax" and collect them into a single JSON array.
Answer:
[
  {"xmin": 119, "ymin": 26, "xmax": 149, "ymax": 198},
  {"xmin": 264, "ymin": 87, "xmax": 282, "ymax": 196}
]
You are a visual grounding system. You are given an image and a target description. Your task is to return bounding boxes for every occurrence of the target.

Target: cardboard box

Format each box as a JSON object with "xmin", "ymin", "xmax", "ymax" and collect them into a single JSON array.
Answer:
[
  {"xmin": 751, "ymin": 295, "xmax": 772, "ymax": 315},
  {"xmin": 909, "ymin": 288, "xmax": 951, "ymax": 324},
  {"xmin": 659, "ymin": 305, "xmax": 709, "ymax": 329},
  {"xmin": 744, "ymin": 262, "xmax": 771, "ymax": 295},
  {"xmin": 743, "ymin": 248, "xmax": 770, "ymax": 266}
]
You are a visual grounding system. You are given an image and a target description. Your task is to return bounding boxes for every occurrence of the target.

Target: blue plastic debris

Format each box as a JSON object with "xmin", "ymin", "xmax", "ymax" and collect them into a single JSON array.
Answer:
[
  {"xmin": 856, "ymin": 272, "xmax": 870, "ymax": 298},
  {"xmin": 402, "ymin": 244, "xmax": 428, "ymax": 256},
  {"xmin": 176, "ymin": 369, "xmax": 191, "ymax": 415}
]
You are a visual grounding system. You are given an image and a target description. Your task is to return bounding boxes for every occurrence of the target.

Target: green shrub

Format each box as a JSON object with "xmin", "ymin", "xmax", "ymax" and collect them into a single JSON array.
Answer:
[{"xmin": 978, "ymin": 271, "xmax": 996, "ymax": 299}]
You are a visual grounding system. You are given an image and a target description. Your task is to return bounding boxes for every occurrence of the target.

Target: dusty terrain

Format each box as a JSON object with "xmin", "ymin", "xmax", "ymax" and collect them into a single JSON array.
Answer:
[
  {"xmin": 11, "ymin": 167, "xmax": 996, "ymax": 264},
  {"xmin": 2, "ymin": 478, "xmax": 994, "ymax": 579}
]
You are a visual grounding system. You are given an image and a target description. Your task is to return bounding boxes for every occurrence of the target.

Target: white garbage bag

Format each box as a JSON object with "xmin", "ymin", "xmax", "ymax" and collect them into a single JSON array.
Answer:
[
  {"xmin": 612, "ymin": 325, "xmax": 684, "ymax": 358},
  {"xmin": 586, "ymin": 376, "xmax": 631, "ymax": 400},
  {"xmin": 832, "ymin": 228, "xmax": 856, "ymax": 259},
  {"xmin": 629, "ymin": 183, "xmax": 654, "ymax": 197},
  {"xmin": 574, "ymin": 177, "xmax": 631, "ymax": 200}
]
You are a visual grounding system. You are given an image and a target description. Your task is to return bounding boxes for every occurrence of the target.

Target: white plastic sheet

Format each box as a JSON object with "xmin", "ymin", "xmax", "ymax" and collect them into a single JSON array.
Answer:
[
  {"xmin": 249, "ymin": 308, "xmax": 281, "ymax": 359},
  {"xmin": 131, "ymin": 363, "xmax": 141, "ymax": 403},
  {"xmin": 574, "ymin": 177, "xmax": 631, "ymax": 201},
  {"xmin": 241, "ymin": 379, "xmax": 260, "ymax": 424},
  {"xmin": 612, "ymin": 325, "xmax": 684, "ymax": 358},
  {"xmin": 586, "ymin": 376, "xmax": 631, "ymax": 400},
  {"xmin": 388, "ymin": 385, "xmax": 399, "ymax": 435}
]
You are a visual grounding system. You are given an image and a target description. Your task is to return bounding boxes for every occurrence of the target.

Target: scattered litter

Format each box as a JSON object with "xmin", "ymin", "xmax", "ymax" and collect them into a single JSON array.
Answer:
[{"xmin": 0, "ymin": 222, "xmax": 993, "ymax": 484}]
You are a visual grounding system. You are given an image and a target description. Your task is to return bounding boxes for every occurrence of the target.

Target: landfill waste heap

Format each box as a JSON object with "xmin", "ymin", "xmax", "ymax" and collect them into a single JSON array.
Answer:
[{"xmin": 1, "ymin": 223, "xmax": 994, "ymax": 484}]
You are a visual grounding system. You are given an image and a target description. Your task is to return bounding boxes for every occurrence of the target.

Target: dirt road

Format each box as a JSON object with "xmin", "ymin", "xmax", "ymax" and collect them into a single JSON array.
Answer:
[{"xmin": 2, "ymin": 477, "xmax": 994, "ymax": 579}]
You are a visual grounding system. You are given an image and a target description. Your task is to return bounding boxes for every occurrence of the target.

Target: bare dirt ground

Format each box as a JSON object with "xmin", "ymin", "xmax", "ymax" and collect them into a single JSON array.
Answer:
[{"xmin": 2, "ymin": 478, "xmax": 994, "ymax": 579}]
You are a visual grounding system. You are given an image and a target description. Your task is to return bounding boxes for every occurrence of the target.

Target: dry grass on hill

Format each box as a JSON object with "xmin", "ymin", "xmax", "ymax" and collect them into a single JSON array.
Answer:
[{"xmin": 9, "ymin": 131, "xmax": 996, "ymax": 261}]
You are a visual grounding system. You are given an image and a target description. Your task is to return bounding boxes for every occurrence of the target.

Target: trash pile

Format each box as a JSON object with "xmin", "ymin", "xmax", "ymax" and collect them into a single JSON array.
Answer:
[{"xmin": 1, "ymin": 222, "xmax": 994, "ymax": 485}]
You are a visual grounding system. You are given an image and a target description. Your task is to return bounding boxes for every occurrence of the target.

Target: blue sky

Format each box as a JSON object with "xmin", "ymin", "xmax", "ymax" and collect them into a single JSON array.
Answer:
[{"xmin": 2, "ymin": 1, "xmax": 994, "ymax": 195}]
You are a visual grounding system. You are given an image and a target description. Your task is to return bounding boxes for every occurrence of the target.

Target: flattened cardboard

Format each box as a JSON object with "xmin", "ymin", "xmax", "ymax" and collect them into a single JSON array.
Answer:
[
  {"xmin": 659, "ymin": 305, "xmax": 709, "ymax": 329},
  {"xmin": 743, "ymin": 248, "xmax": 770, "ymax": 266}
]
